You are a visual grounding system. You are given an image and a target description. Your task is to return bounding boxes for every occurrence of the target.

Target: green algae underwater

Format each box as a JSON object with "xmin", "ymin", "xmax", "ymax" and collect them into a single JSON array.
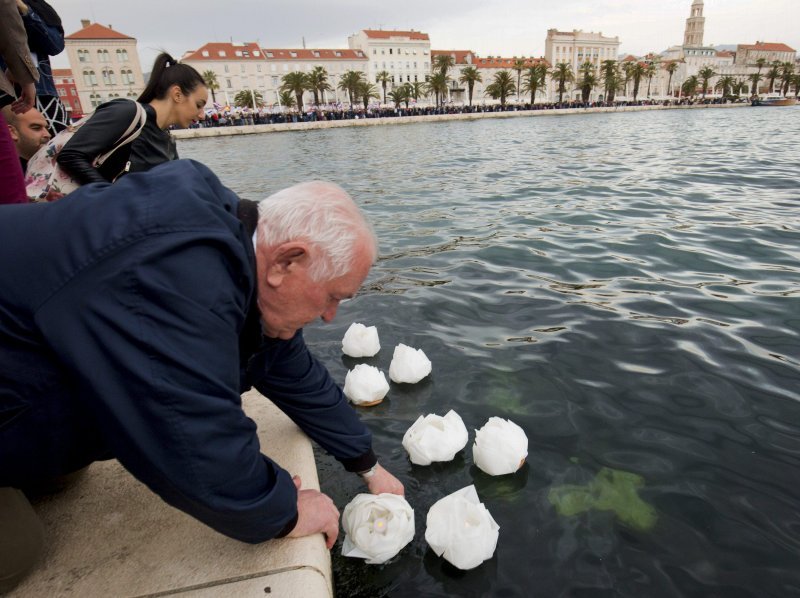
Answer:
[{"xmin": 548, "ymin": 466, "xmax": 658, "ymax": 532}]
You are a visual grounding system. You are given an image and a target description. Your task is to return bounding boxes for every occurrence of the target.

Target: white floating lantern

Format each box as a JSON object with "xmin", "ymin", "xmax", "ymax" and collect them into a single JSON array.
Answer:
[
  {"xmin": 402, "ymin": 410, "xmax": 469, "ymax": 466},
  {"xmin": 425, "ymin": 485, "xmax": 499, "ymax": 570},
  {"xmin": 342, "ymin": 322, "xmax": 381, "ymax": 357},
  {"xmin": 472, "ymin": 417, "xmax": 528, "ymax": 476},
  {"xmin": 341, "ymin": 493, "xmax": 415, "ymax": 564},
  {"xmin": 389, "ymin": 343, "xmax": 432, "ymax": 384},
  {"xmin": 344, "ymin": 364, "xmax": 390, "ymax": 406}
]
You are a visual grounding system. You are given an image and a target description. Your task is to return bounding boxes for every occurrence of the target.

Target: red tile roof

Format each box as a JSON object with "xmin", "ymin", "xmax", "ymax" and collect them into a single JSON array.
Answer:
[
  {"xmin": 362, "ymin": 29, "xmax": 429, "ymax": 41},
  {"xmin": 182, "ymin": 43, "xmax": 367, "ymax": 62},
  {"xmin": 65, "ymin": 22, "xmax": 133, "ymax": 40},
  {"xmin": 475, "ymin": 56, "xmax": 547, "ymax": 69},
  {"xmin": 52, "ymin": 68, "xmax": 73, "ymax": 77},
  {"xmin": 716, "ymin": 51, "xmax": 734, "ymax": 58},
  {"xmin": 739, "ymin": 42, "xmax": 795, "ymax": 53},
  {"xmin": 431, "ymin": 50, "xmax": 476, "ymax": 64},
  {"xmin": 262, "ymin": 48, "xmax": 366, "ymax": 60}
]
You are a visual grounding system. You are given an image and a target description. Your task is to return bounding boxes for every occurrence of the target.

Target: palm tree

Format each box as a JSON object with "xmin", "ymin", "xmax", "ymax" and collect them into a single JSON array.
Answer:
[
  {"xmin": 599, "ymin": 59, "xmax": 620, "ymax": 103},
  {"xmin": 356, "ymin": 80, "xmax": 379, "ymax": 110},
  {"xmin": 664, "ymin": 61, "xmax": 679, "ymax": 97},
  {"xmin": 233, "ymin": 89, "xmax": 264, "ymax": 109},
  {"xmin": 426, "ymin": 71, "xmax": 449, "ymax": 107},
  {"xmin": 375, "ymin": 70, "xmax": 391, "ymax": 105},
  {"xmin": 278, "ymin": 90, "xmax": 295, "ymax": 110},
  {"xmin": 622, "ymin": 60, "xmax": 636, "ymax": 97},
  {"xmin": 793, "ymin": 73, "xmax": 800, "ymax": 98},
  {"xmin": 406, "ymin": 81, "xmax": 426, "ymax": 104},
  {"xmin": 748, "ymin": 72, "xmax": 762, "ymax": 97},
  {"xmin": 681, "ymin": 75, "xmax": 699, "ymax": 98},
  {"xmin": 697, "ymin": 66, "xmax": 716, "ymax": 99},
  {"xmin": 202, "ymin": 70, "xmax": 220, "ymax": 105},
  {"xmin": 645, "ymin": 61, "xmax": 658, "ymax": 97},
  {"xmin": 484, "ymin": 70, "xmax": 516, "ymax": 107},
  {"xmin": 432, "ymin": 54, "xmax": 455, "ymax": 76},
  {"xmin": 306, "ymin": 66, "xmax": 331, "ymax": 106},
  {"xmin": 577, "ymin": 61, "xmax": 597, "ymax": 103},
  {"xmin": 631, "ymin": 62, "xmax": 647, "ymax": 101},
  {"xmin": 779, "ymin": 62, "xmax": 795, "ymax": 96},
  {"xmin": 765, "ymin": 61, "xmax": 781, "ymax": 94},
  {"xmin": 338, "ymin": 70, "xmax": 364, "ymax": 107},
  {"xmin": 387, "ymin": 86, "xmax": 408, "ymax": 109},
  {"xmin": 715, "ymin": 75, "xmax": 736, "ymax": 98},
  {"xmin": 522, "ymin": 63, "xmax": 548, "ymax": 105},
  {"xmin": 281, "ymin": 71, "xmax": 308, "ymax": 112},
  {"xmin": 512, "ymin": 58, "xmax": 526, "ymax": 103},
  {"xmin": 458, "ymin": 66, "xmax": 482, "ymax": 107},
  {"xmin": 550, "ymin": 62, "xmax": 574, "ymax": 104}
]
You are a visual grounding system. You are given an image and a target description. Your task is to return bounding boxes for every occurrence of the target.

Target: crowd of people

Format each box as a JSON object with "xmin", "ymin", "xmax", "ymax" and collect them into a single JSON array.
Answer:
[{"xmin": 1, "ymin": 0, "xmax": 404, "ymax": 593}]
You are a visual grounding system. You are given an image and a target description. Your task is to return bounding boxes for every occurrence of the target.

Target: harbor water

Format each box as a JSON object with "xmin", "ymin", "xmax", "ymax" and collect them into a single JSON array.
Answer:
[{"xmin": 179, "ymin": 106, "xmax": 800, "ymax": 597}]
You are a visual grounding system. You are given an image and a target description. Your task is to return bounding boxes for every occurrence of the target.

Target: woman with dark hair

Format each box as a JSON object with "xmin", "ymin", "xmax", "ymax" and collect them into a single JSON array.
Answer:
[{"xmin": 55, "ymin": 52, "xmax": 208, "ymax": 185}]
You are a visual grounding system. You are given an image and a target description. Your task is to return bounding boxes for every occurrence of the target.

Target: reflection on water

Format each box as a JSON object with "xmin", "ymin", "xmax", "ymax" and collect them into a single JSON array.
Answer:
[{"xmin": 180, "ymin": 107, "xmax": 800, "ymax": 597}]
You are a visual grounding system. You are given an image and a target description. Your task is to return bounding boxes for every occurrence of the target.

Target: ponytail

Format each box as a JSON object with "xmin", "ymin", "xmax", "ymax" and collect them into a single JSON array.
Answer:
[{"xmin": 138, "ymin": 52, "xmax": 206, "ymax": 103}]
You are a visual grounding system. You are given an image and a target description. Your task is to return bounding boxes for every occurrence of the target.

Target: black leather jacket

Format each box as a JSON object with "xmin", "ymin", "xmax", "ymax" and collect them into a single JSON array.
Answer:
[{"xmin": 57, "ymin": 99, "xmax": 178, "ymax": 185}]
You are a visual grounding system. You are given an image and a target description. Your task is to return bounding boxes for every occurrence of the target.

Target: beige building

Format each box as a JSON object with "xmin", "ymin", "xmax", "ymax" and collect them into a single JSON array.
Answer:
[
  {"xmin": 348, "ymin": 29, "xmax": 431, "ymax": 90},
  {"xmin": 64, "ymin": 20, "xmax": 145, "ymax": 111},
  {"xmin": 683, "ymin": 0, "xmax": 706, "ymax": 47},
  {"xmin": 735, "ymin": 42, "xmax": 796, "ymax": 67},
  {"xmin": 181, "ymin": 42, "xmax": 368, "ymax": 108},
  {"xmin": 544, "ymin": 29, "xmax": 620, "ymax": 101}
]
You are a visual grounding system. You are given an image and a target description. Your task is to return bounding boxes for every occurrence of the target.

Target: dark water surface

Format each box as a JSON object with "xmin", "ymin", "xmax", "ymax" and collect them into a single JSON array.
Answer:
[{"xmin": 180, "ymin": 107, "xmax": 800, "ymax": 598}]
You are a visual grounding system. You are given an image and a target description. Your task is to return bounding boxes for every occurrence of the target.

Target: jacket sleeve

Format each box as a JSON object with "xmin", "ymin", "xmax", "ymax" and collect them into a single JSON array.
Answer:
[
  {"xmin": 22, "ymin": 8, "xmax": 64, "ymax": 56},
  {"xmin": 34, "ymin": 229, "xmax": 298, "ymax": 543},
  {"xmin": 249, "ymin": 332, "xmax": 377, "ymax": 473},
  {"xmin": 57, "ymin": 99, "xmax": 141, "ymax": 185},
  {"xmin": 0, "ymin": 0, "xmax": 38, "ymax": 98}
]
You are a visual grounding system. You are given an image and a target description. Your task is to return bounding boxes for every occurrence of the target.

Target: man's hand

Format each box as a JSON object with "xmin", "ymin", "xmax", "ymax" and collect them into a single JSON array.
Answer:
[
  {"xmin": 364, "ymin": 463, "xmax": 404, "ymax": 496},
  {"xmin": 10, "ymin": 82, "xmax": 36, "ymax": 114},
  {"xmin": 286, "ymin": 476, "xmax": 340, "ymax": 549}
]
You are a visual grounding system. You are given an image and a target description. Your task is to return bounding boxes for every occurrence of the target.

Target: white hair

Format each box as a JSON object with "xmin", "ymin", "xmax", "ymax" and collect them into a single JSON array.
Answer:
[{"xmin": 256, "ymin": 181, "xmax": 378, "ymax": 281}]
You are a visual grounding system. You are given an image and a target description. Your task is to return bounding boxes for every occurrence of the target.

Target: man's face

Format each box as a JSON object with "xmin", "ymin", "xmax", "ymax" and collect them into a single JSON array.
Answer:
[
  {"xmin": 256, "ymin": 241, "xmax": 372, "ymax": 340},
  {"xmin": 9, "ymin": 109, "xmax": 51, "ymax": 160}
]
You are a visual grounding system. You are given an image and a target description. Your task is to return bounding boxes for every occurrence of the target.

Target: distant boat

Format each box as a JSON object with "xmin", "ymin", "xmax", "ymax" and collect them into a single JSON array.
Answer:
[{"xmin": 752, "ymin": 96, "xmax": 798, "ymax": 107}]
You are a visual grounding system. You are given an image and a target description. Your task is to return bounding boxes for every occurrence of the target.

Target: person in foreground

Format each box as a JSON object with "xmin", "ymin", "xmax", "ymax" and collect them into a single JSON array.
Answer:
[{"xmin": 0, "ymin": 159, "xmax": 403, "ymax": 592}]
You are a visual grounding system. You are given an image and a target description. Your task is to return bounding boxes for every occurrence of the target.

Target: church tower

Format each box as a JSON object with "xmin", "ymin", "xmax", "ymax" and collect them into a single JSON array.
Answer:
[{"xmin": 683, "ymin": 0, "xmax": 705, "ymax": 47}]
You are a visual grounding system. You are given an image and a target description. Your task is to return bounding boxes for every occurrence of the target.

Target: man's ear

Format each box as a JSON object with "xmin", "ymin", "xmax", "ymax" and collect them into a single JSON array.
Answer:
[
  {"xmin": 7, "ymin": 124, "xmax": 19, "ymax": 143},
  {"xmin": 265, "ymin": 242, "xmax": 309, "ymax": 287}
]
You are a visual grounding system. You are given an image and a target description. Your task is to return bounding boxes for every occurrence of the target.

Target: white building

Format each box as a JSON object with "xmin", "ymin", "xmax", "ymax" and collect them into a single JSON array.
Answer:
[
  {"xmin": 181, "ymin": 42, "xmax": 368, "ymax": 108},
  {"xmin": 544, "ymin": 29, "xmax": 620, "ymax": 101},
  {"xmin": 64, "ymin": 20, "xmax": 145, "ymax": 111},
  {"xmin": 348, "ymin": 29, "xmax": 431, "ymax": 90}
]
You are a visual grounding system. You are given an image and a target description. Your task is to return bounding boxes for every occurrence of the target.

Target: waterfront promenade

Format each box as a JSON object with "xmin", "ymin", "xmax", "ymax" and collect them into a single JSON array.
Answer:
[{"xmin": 172, "ymin": 102, "xmax": 748, "ymax": 139}]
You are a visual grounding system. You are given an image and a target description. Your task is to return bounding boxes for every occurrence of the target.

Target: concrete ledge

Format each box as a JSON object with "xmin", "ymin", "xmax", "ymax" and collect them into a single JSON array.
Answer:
[
  {"xmin": 12, "ymin": 391, "xmax": 332, "ymax": 598},
  {"xmin": 172, "ymin": 102, "xmax": 749, "ymax": 139}
]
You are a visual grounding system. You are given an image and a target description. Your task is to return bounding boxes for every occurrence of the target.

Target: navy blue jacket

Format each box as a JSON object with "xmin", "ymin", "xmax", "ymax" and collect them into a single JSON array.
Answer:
[{"xmin": 0, "ymin": 160, "xmax": 376, "ymax": 542}]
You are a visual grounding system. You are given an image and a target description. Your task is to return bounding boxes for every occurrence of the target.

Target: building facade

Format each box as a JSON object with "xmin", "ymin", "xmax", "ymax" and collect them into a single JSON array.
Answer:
[
  {"xmin": 544, "ymin": 29, "xmax": 620, "ymax": 101},
  {"xmin": 683, "ymin": 0, "xmax": 706, "ymax": 47},
  {"xmin": 52, "ymin": 69, "xmax": 84, "ymax": 118},
  {"xmin": 735, "ymin": 42, "xmax": 796, "ymax": 67},
  {"xmin": 64, "ymin": 20, "xmax": 145, "ymax": 112},
  {"xmin": 181, "ymin": 42, "xmax": 368, "ymax": 108},
  {"xmin": 348, "ymin": 29, "xmax": 431, "ymax": 90}
]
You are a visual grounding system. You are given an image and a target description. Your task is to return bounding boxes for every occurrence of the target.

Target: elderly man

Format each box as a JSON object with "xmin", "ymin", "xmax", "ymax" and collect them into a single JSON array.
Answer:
[
  {"xmin": 0, "ymin": 159, "xmax": 403, "ymax": 592},
  {"xmin": 1, "ymin": 105, "xmax": 51, "ymax": 171}
]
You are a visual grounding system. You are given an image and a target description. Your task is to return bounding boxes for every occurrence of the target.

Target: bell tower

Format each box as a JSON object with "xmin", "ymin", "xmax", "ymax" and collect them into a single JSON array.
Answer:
[{"xmin": 683, "ymin": 0, "xmax": 705, "ymax": 47}]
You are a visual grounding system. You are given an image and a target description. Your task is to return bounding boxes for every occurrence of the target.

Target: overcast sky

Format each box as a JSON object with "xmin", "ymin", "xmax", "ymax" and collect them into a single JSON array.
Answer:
[{"xmin": 50, "ymin": 0, "xmax": 799, "ymax": 70}]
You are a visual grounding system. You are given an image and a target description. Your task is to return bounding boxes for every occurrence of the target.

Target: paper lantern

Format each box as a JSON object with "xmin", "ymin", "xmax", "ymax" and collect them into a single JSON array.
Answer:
[
  {"xmin": 389, "ymin": 343, "xmax": 432, "ymax": 384},
  {"xmin": 342, "ymin": 322, "xmax": 381, "ymax": 358},
  {"xmin": 402, "ymin": 410, "xmax": 468, "ymax": 465},
  {"xmin": 344, "ymin": 364, "xmax": 390, "ymax": 406},
  {"xmin": 472, "ymin": 417, "xmax": 528, "ymax": 476},
  {"xmin": 342, "ymin": 493, "xmax": 415, "ymax": 564}
]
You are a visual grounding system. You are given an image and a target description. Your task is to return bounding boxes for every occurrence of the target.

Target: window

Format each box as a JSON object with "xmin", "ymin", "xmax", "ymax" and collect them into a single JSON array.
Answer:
[
  {"xmin": 202, "ymin": 50, "xmax": 209, "ymax": 57},
  {"xmin": 373, "ymin": 49, "xmax": 376, "ymax": 55},
  {"xmin": 257, "ymin": 64, "xmax": 262, "ymax": 72},
  {"xmin": 253, "ymin": 50, "xmax": 260, "ymax": 57},
  {"xmin": 71, "ymin": 88, "xmax": 77, "ymax": 96},
  {"xmin": 83, "ymin": 70, "xmax": 97, "ymax": 86},
  {"xmin": 313, "ymin": 51, "xmax": 320, "ymax": 58},
  {"xmin": 102, "ymin": 69, "xmax": 116, "ymax": 85},
  {"xmin": 78, "ymin": 49, "xmax": 89, "ymax": 62},
  {"xmin": 235, "ymin": 51, "xmax": 242, "ymax": 57},
  {"xmin": 266, "ymin": 52, "xmax": 274, "ymax": 58},
  {"xmin": 90, "ymin": 93, "xmax": 101, "ymax": 107},
  {"xmin": 58, "ymin": 88, "xmax": 66, "ymax": 96},
  {"xmin": 270, "ymin": 64, "xmax": 276, "ymax": 72},
  {"xmin": 226, "ymin": 79, "xmax": 232, "ymax": 88},
  {"xmin": 127, "ymin": 91, "xmax": 137, "ymax": 97},
  {"xmin": 335, "ymin": 51, "xmax": 342, "ymax": 57},
  {"xmin": 240, "ymin": 64, "xmax": 246, "ymax": 73},
  {"xmin": 218, "ymin": 51, "xmax": 226, "ymax": 57},
  {"xmin": 272, "ymin": 76, "xmax": 278, "ymax": 86},
  {"xmin": 116, "ymin": 49, "xmax": 129, "ymax": 61},
  {"xmin": 97, "ymin": 49, "xmax": 110, "ymax": 62},
  {"xmin": 290, "ymin": 51, "xmax": 297, "ymax": 58},
  {"xmin": 243, "ymin": 50, "xmax": 250, "ymax": 57},
  {"xmin": 389, "ymin": 49, "xmax": 393, "ymax": 55},
  {"xmin": 224, "ymin": 65, "xmax": 229, "ymax": 73}
]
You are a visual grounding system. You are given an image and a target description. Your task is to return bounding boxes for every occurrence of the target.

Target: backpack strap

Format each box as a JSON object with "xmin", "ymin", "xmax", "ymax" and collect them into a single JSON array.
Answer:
[{"xmin": 94, "ymin": 101, "xmax": 148, "ymax": 167}]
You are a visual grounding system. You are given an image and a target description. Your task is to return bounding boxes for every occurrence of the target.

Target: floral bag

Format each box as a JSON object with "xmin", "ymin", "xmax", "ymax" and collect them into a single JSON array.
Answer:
[{"xmin": 24, "ymin": 100, "xmax": 147, "ymax": 202}]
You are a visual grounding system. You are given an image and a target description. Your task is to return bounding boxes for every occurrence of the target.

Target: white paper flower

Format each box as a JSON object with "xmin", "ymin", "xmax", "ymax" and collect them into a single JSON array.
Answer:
[
  {"xmin": 344, "ymin": 364, "xmax": 390, "ymax": 406},
  {"xmin": 342, "ymin": 322, "xmax": 381, "ymax": 357},
  {"xmin": 425, "ymin": 485, "xmax": 499, "ymax": 570},
  {"xmin": 389, "ymin": 344, "xmax": 432, "ymax": 384},
  {"xmin": 472, "ymin": 417, "xmax": 528, "ymax": 476},
  {"xmin": 342, "ymin": 493, "xmax": 415, "ymax": 564},
  {"xmin": 402, "ymin": 410, "xmax": 469, "ymax": 466}
]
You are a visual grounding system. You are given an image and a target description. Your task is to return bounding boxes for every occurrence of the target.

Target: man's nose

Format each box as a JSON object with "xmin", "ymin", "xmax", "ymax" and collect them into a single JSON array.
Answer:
[{"xmin": 320, "ymin": 302, "xmax": 339, "ymax": 323}]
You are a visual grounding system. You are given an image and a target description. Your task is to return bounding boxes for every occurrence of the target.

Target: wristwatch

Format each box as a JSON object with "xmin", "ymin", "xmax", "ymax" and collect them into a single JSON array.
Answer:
[{"xmin": 357, "ymin": 463, "xmax": 378, "ymax": 479}]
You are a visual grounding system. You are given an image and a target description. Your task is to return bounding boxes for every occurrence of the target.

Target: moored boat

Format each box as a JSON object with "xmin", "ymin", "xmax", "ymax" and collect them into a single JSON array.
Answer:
[{"xmin": 752, "ymin": 96, "xmax": 798, "ymax": 107}]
